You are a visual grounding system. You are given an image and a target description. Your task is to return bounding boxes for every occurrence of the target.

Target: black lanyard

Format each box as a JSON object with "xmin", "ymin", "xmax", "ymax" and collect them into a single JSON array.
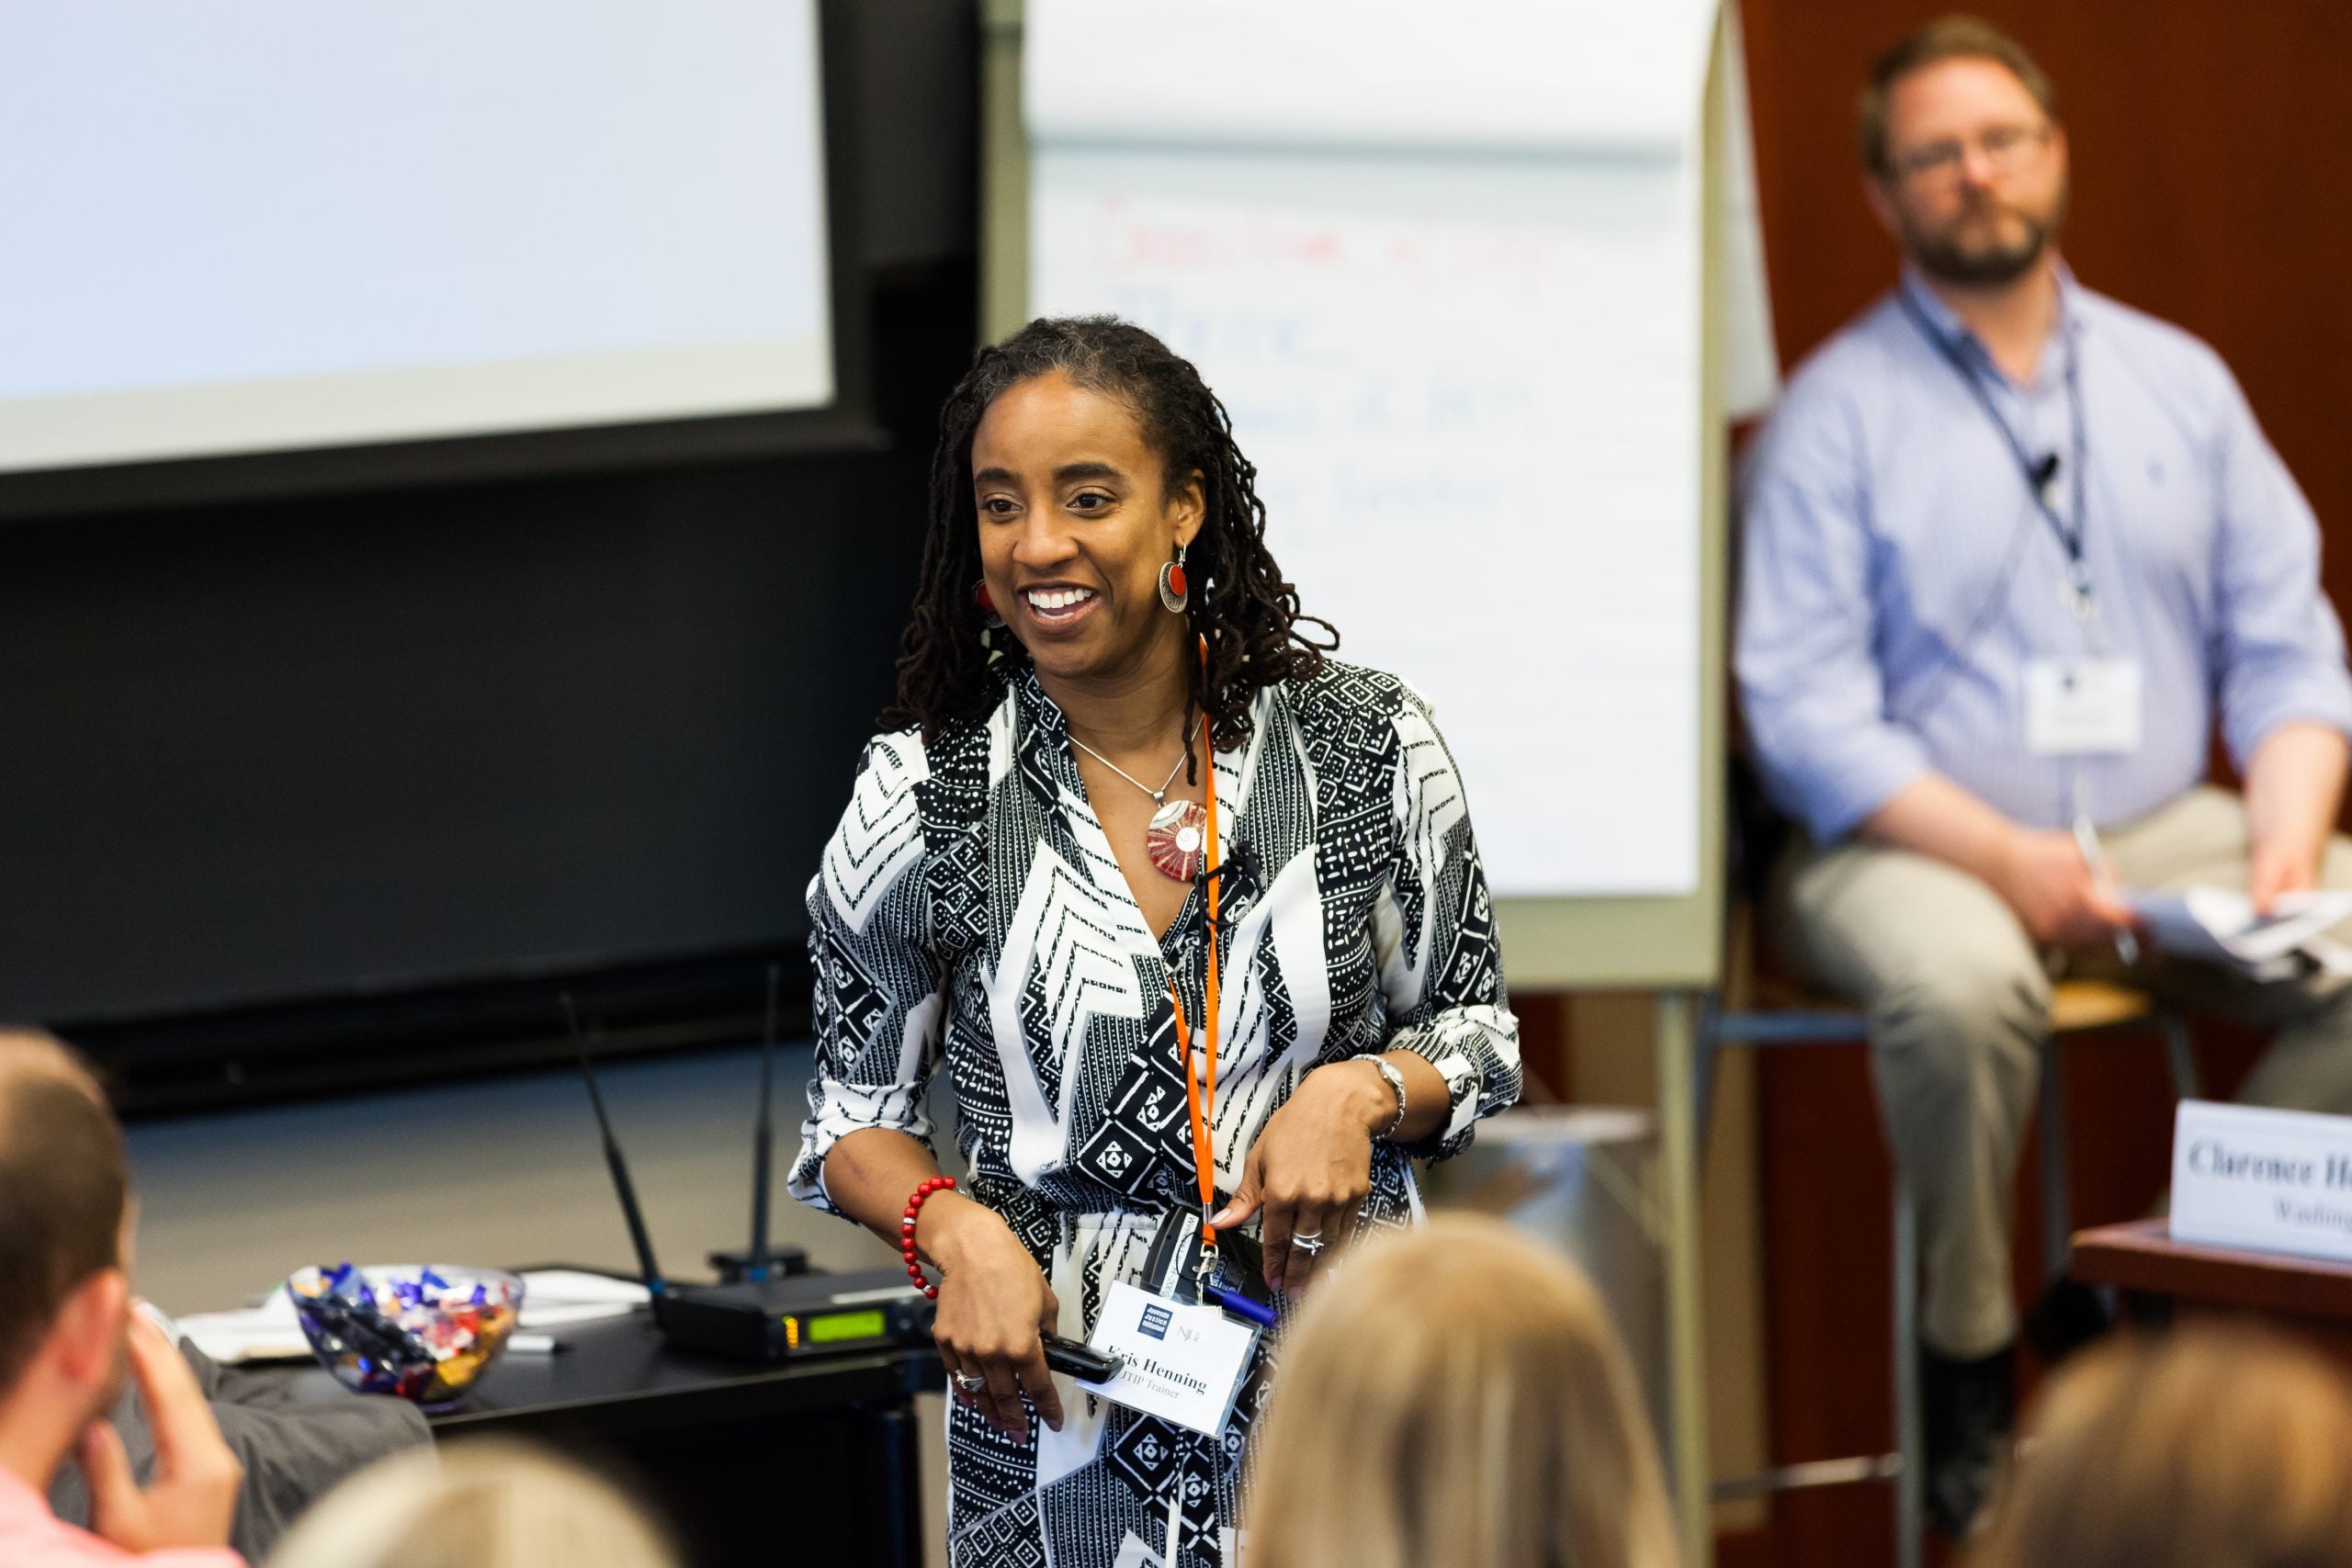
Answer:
[{"xmin": 1898, "ymin": 289, "xmax": 2093, "ymax": 606}]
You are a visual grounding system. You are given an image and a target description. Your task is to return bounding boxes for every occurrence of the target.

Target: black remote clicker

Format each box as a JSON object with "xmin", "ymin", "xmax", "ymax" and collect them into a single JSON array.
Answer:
[{"xmin": 1040, "ymin": 1333, "xmax": 1122, "ymax": 1383}]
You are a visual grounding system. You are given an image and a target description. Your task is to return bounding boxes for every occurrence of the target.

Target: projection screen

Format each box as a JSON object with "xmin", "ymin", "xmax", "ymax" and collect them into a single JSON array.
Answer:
[{"xmin": 0, "ymin": 0, "xmax": 834, "ymax": 479}]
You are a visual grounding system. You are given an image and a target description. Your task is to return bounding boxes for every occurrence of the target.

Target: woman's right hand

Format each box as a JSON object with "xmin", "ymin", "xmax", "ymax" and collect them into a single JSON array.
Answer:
[{"xmin": 922, "ymin": 1193, "xmax": 1066, "ymax": 1438}]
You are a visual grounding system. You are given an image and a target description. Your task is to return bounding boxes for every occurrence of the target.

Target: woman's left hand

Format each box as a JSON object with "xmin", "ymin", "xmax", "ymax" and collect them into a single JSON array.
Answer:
[{"xmin": 1208, "ymin": 1059, "xmax": 1395, "ymax": 1294}]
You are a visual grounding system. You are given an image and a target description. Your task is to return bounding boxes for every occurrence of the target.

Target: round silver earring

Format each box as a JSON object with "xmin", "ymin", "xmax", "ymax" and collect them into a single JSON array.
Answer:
[{"xmin": 1158, "ymin": 544, "xmax": 1190, "ymax": 615}]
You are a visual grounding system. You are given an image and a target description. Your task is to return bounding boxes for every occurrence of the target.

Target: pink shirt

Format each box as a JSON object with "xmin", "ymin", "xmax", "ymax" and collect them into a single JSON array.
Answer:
[{"xmin": 0, "ymin": 1469, "xmax": 245, "ymax": 1568}]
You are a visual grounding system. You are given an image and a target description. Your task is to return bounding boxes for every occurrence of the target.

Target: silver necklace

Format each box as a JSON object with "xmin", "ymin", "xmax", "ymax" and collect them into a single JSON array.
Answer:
[
  {"xmin": 1069, "ymin": 731, "xmax": 1187, "ymax": 805},
  {"xmin": 1069, "ymin": 727, "xmax": 1211, "ymax": 881}
]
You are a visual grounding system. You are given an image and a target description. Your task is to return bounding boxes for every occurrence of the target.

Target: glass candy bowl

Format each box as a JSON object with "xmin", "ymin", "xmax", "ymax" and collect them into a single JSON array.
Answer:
[{"xmin": 288, "ymin": 1263, "xmax": 523, "ymax": 1411}]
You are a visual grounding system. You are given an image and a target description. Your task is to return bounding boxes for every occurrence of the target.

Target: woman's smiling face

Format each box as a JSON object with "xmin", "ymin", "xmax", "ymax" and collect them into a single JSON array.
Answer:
[{"xmin": 971, "ymin": 369, "xmax": 1203, "ymax": 690}]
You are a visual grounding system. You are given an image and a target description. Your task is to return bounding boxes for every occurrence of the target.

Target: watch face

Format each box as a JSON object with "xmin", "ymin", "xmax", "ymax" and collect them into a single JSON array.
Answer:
[{"xmin": 1374, "ymin": 1058, "xmax": 1408, "ymax": 1134}]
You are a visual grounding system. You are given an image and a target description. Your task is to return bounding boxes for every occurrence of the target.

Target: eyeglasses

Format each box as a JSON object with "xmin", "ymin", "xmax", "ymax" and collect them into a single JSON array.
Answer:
[{"xmin": 1886, "ymin": 122, "xmax": 2052, "ymax": 186}]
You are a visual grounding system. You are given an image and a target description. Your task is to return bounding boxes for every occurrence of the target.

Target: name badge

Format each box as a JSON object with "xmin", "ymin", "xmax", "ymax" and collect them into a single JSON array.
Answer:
[
  {"xmin": 2025, "ymin": 656, "xmax": 2142, "ymax": 755},
  {"xmin": 1085, "ymin": 1280, "xmax": 1259, "ymax": 1437}
]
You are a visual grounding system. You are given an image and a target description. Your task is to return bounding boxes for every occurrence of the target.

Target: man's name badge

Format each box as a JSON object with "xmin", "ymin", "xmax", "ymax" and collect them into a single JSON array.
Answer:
[
  {"xmin": 2025, "ymin": 656, "xmax": 2143, "ymax": 755},
  {"xmin": 1085, "ymin": 1280, "xmax": 1258, "ymax": 1438}
]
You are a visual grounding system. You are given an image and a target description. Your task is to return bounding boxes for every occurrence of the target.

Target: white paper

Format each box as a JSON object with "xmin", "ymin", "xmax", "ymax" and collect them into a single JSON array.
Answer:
[
  {"xmin": 1716, "ymin": 2, "xmax": 1780, "ymax": 421},
  {"xmin": 1025, "ymin": 0, "xmax": 1715, "ymax": 158},
  {"xmin": 2172, "ymin": 1100, "xmax": 2352, "ymax": 1264},
  {"xmin": 1024, "ymin": 0, "xmax": 1773, "ymax": 898},
  {"xmin": 1035, "ymin": 158, "xmax": 1702, "ymax": 897},
  {"xmin": 2128, "ymin": 886, "xmax": 2352, "ymax": 979},
  {"xmin": 517, "ymin": 1269, "xmax": 654, "ymax": 1308},
  {"xmin": 173, "ymin": 1293, "xmax": 309, "ymax": 1365}
]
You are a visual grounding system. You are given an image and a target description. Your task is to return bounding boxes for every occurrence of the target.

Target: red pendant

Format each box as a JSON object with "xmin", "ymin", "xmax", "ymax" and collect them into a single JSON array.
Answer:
[{"xmin": 1147, "ymin": 798, "xmax": 1209, "ymax": 881}]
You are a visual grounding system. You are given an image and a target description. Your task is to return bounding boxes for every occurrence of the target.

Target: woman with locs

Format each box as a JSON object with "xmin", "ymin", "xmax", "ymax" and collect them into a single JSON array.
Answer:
[{"xmin": 789, "ymin": 316, "xmax": 1520, "ymax": 1567}]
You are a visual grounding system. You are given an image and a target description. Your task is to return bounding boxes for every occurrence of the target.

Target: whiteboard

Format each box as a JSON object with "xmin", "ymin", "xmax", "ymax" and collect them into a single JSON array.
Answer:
[
  {"xmin": 1034, "ymin": 155, "xmax": 1700, "ymax": 896},
  {"xmin": 1026, "ymin": 0, "xmax": 1720, "ymax": 898}
]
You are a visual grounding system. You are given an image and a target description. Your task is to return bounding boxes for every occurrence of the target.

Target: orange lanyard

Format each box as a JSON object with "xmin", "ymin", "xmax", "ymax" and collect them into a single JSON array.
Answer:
[{"xmin": 1164, "ymin": 643, "xmax": 1222, "ymax": 1248}]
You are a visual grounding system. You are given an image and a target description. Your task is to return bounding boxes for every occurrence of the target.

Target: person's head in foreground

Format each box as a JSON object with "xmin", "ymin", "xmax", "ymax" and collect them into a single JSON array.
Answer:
[
  {"xmin": 1858, "ymin": 16, "xmax": 2067, "ymax": 290},
  {"xmin": 0, "ymin": 1027, "xmax": 243, "ymax": 1560},
  {"xmin": 266, "ymin": 1440, "xmax": 679, "ymax": 1568},
  {"xmin": 1972, "ymin": 1325, "xmax": 2352, "ymax": 1568},
  {"xmin": 1247, "ymin": 1215, "xmax": 1677, "ymax": 1568},
  {"xmin": 0, "ymin": 1032, "xmax": 128, "ymax": 1437}
]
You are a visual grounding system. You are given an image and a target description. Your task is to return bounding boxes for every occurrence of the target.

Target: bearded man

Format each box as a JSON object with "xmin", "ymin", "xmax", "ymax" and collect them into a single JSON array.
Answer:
[{"xmin": 1735, "ymin": 15, "xmax": 2352, "ymax": 1539}]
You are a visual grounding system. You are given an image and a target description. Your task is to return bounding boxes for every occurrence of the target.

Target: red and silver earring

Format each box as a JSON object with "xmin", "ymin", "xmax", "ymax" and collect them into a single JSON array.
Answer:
[
  {"xmin": 1158, "ymin": 544, "xmax": 1190, "ymax": 614},
  {"xmin": 974, "ymin": 581, "xmax": 1008, "ymax": 664}
]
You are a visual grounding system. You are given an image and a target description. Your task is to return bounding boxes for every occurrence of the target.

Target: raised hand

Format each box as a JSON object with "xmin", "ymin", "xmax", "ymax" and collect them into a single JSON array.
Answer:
[{"xmin": 80, "ymin": 1314, "xmax": 242, "ymax": 1555}]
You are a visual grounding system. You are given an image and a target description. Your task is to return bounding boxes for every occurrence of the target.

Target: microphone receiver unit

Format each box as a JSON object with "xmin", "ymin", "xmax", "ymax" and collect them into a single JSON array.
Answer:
[
  {"xmin": 565, "ymin": 995, "xmax": 936, "ymax": 1364},
  {"xmin": 652, "ymin": 1268, "xmax": 937, "ymax": 1362},
  {"xmin": 566, "ymin": 994, "xmax": 1107, "ymax": 1373},
  {"xmin": 652, "ymin": 1269, "xmax": 1116, "ymax": 1380}
]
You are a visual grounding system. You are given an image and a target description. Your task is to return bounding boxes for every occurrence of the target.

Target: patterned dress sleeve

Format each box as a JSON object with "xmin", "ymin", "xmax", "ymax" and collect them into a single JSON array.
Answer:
[
  {"xmin": 787, "ymin": 732, "xmax": 949, "ymax": 1217},
  {"xmin": 1369, "ymin": 686, "xmax": 1521, "ymax": 1161}
]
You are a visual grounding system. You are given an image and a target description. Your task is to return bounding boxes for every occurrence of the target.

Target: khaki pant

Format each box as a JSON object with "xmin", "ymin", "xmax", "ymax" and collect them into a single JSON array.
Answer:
[{"xmin": 1778, "ymin": 786, "xmax": 2352, "ymax": 1358}]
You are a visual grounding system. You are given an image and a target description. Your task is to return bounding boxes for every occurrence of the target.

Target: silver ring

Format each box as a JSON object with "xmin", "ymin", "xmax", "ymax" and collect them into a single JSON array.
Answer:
[
  {"xmin": 1292, "ymin": 1232, "xmax": 1326, "ymax": 1254},
  {"xmin": 954, "ymin": 1371, "xmax": 987, "ymax": 1393}
]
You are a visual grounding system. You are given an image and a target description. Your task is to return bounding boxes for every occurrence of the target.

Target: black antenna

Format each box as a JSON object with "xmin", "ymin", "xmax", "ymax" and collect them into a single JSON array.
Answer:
[
  {"xmin": 748, "ymin": 964, "xmax": 781, "ymax": 1282},
  {"xmin": 563, "ymin": 993, "xmax": 667, "ymax": 1299}
]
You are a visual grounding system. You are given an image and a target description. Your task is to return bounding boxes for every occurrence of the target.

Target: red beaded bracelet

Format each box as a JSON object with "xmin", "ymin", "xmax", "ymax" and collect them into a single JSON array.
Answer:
[{"xmin": 901, "ymin": 1176, "xmax": 957, "ymax": 1299}]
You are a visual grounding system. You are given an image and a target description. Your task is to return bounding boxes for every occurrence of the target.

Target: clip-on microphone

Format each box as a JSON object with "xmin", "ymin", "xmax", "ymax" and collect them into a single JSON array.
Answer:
[{"xmin": 2030, "ymin": 451, "xmax": 2062, "ymax": 496}]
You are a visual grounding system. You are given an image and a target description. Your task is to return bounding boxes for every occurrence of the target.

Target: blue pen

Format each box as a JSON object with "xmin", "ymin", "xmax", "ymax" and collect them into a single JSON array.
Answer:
[{"xmin": 1204, "ymin": 1283, "xmax": 1277, "ymax": 1328}]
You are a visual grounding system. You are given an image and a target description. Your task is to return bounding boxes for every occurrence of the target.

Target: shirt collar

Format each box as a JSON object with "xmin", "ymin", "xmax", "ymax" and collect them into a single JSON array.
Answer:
[
  {"xmin": 1897, "ymin": 259, "xmax": 2085, "ymax": 378},
  {"xmin": 1010, "ymin": 663, "xmax": 1068, "ymax": 742},
  {"xmin": 1008, "ymin": 665, "xmax": 1085, "ymax": 826}
]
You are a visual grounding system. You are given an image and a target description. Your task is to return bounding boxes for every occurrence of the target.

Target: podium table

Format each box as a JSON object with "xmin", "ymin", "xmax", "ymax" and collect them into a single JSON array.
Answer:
[
  {"xmin": 2071, "ymin": 1218, "xmax": 2352, "ymax": 1363},
  {"xmin": 267, "ymin": 1308, "xmax": 943, "ymax": 1567}
]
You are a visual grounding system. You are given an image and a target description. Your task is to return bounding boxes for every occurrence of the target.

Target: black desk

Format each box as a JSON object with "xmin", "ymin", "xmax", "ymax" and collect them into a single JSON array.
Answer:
[{"xmin": 277, "ymin": 1310, "xmax": 943, "ymax": 1567}]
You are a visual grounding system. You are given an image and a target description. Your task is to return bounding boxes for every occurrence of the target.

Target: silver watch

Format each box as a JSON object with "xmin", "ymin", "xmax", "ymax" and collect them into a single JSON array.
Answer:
[{"xmin": 1368, "ymin": 1056, "xmax": 1408, "ymax": 1142}]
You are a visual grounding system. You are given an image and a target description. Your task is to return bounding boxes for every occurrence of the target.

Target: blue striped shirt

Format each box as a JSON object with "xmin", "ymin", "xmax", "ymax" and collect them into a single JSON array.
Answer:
[{"xmin": 1736, "ymin": 266, "xmax": 2352, "ymax": 843}]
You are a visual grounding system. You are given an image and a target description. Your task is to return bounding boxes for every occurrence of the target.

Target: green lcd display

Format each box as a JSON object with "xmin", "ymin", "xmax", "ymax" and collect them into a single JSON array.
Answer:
[{"xmin": 806, "ymin": 1309, "xmax": 888, "ymax": 1345}]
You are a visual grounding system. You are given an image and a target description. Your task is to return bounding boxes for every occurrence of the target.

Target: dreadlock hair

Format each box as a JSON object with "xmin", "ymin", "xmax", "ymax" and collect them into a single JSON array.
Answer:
[{"xmin": 882, "ymin": 317, "xmax": 1337, "ymax": 762}]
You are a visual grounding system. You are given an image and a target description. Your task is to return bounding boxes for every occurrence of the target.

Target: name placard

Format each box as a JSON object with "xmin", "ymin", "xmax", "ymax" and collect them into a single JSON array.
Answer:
[{"xmin": 2172, "ymin": 1100, "xmax": 2352, "ymax": 1263}]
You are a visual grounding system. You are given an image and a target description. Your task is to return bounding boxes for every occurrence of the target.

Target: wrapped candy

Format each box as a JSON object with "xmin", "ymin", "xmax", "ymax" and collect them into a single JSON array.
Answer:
[{"xmin": 288, "ymin": 1264, "xmax": 523, "ymax": 1410}]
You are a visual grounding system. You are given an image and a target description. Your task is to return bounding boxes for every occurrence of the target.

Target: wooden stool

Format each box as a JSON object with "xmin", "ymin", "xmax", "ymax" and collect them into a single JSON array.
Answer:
[{"xmin": 1696, "ymin": 975, "xmax": 2199, "ymax": 1568}]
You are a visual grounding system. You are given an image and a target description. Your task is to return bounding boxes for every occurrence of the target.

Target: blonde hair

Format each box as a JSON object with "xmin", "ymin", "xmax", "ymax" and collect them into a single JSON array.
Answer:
[
  {"xmin": 1973, "ymin": 1325, "xmax": 2352, "ymax": 1568},
  {"xmin": 1247, "ymin": 1214, "xmax": 1677, "ymax": 1568},
  {"xmin": 266, "ymin": 1440, "xmax": 679, "ymax": 1568}
]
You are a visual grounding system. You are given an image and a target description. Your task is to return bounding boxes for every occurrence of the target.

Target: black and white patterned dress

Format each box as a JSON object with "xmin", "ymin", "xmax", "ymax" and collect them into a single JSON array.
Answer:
[{"xmin": 788, "ymin": 660, "xmax": 1521, "ymax": 1568}]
